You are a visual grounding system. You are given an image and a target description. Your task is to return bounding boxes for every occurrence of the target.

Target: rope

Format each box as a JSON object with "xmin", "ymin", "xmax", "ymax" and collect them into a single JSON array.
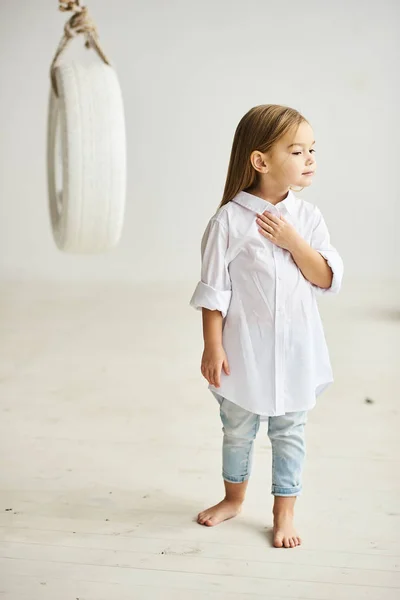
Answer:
[{"xmin": 50, "ymin": 0, "xmax": 111, "ymax": 96}]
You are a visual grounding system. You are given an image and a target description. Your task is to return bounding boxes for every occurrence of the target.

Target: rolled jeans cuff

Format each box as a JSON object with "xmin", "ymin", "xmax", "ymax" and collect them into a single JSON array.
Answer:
[{"xmin": 271, "ymin": 484, "xmax": 302, "ymax": 497}]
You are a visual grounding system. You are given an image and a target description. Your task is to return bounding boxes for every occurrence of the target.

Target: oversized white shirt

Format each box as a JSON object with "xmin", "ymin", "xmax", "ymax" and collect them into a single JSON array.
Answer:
[{"xmin": 189, "ymin": 189, "xmax": 344, "ymax": 418}]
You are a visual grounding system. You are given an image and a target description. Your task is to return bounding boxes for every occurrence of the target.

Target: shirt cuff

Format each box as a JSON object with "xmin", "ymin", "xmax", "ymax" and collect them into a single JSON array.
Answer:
[
  {"xmin": 189, "ymin": 281, "xmax": 232, "ymax": 318},
  {"xmin": 312, "ymin": 250, "xmax": 343, "ymax": 295}
]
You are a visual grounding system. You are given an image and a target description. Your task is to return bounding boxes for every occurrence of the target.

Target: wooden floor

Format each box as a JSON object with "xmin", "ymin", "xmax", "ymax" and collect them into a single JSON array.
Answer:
[{"xmin": 0, "ymin": 281, "xmax": 399, "ymax": 599}]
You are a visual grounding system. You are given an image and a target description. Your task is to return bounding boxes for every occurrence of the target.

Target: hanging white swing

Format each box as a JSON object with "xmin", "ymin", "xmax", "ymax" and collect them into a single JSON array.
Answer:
[{"xmin": 47, "ymin": 0, "xmax": 126, "ymax": 253}]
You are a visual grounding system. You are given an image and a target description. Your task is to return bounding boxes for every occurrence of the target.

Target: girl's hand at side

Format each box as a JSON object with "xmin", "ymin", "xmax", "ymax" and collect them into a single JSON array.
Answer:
[{"xmin": 201, "ymin": 344, "xmax": 230, "ymax": 388}]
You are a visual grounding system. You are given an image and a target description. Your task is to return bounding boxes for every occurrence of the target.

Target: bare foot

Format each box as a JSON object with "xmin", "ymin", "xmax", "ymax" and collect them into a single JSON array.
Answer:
[
  {"xmin": 197, "ymin": 498, "xmax": 242, "ymax": 527},
  {"xmin": 273, "ymin": 511, "xmax": 301, "ymax": 548}
]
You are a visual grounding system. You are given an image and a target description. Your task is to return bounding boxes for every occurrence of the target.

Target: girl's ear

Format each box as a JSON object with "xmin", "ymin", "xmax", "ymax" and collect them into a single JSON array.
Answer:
[{"xmin": 250, "ymin": 151, "xmax": 268, "ymax": 173}]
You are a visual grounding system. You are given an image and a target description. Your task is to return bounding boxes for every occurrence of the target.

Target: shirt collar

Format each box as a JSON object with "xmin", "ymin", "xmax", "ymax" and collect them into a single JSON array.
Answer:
[{"xmin": 232, "ymin": 189, "xmax": 296, "ymax": 215}]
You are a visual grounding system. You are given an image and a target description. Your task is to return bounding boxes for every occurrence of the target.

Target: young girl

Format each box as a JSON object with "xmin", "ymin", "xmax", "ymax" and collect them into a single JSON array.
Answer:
[{"xmin": 189, "ymin": 104, "xmax": 344, "ymax": 549}]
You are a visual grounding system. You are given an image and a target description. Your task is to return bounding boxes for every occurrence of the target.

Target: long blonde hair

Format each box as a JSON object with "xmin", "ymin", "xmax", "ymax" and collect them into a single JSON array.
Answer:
[{"xmin": 218, "ymin": 104, "xmax": 309, "ymax": 209}]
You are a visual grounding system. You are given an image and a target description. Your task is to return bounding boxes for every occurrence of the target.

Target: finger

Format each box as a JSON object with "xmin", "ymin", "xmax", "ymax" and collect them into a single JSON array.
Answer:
[
  {"xmin": 223, "ymin": 360, "xmax": 230, "ymax": 375},
  {"xmin": 268, "ymin": 213, "xmax": 282, "ymax": 225},
  {"xmin": 258, "ymin": 228, "xmax": 275, "ymax": 241},
  {"xmin": 258, "ymin": 216, "xmax": 279, "ymax": 233},
  {"xmin": 213, "ymin": 368, "xmax": 221, "ymax": 387},
  {"xmin": 257, "ymin": 219, "xmax": 274, "ymax": 233},
  {"xmin": 256, "ymin": 212, "xmax": 275, "ymax": 226},
  {"xmin": 259, "ymin": 211, "xmax": 281, "ymax": 225},
  {"xmin": 259, "ymin": 230, "xmax": 278, "ymax": 246}
]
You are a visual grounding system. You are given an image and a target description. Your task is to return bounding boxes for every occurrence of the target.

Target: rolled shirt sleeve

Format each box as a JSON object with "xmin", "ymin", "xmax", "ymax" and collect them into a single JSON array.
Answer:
[
  {"xmin": 310, "ymin": 207, "xmax": 344, "ymax": 295},
  {"xmin": 189, "ymin": 217, "xmax": 232, "ymax": 318}
]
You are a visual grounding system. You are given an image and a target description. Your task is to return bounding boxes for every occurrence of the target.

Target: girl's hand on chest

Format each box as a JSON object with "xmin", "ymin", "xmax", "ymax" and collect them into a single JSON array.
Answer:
[{"xmin": 255, "ymin": 211, "xmax": 301, "ymax": 253}]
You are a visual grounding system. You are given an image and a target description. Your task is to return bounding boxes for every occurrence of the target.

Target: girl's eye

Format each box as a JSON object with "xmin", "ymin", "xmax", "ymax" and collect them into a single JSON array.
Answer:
[{"xmin": 292, "ymin": 149, "xmax": 316, "ymax": 155}]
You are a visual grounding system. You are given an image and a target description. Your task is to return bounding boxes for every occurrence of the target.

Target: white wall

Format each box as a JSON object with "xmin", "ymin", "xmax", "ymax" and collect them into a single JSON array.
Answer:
[{"xmin": 0, "ymin": 0, "xmax": 398, "ymax": 283}]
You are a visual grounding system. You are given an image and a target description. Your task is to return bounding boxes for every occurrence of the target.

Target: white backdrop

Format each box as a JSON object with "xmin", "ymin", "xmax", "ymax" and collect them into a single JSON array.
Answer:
[{"xmin": 0, "ymin": 0, "xmax": 398, "ymax": 283}]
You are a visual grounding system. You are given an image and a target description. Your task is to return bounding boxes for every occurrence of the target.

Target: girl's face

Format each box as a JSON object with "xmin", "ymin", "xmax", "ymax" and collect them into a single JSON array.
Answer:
[{"xmin": 264, "ymin": 121, "xmax": 317, "ymax": 188}]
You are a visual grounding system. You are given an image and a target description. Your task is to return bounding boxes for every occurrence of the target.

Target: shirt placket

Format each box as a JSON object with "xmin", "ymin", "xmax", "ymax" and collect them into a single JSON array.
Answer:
[{"xmin": 273, "ymin": 209, "xmax": 285, "ymax": 415}]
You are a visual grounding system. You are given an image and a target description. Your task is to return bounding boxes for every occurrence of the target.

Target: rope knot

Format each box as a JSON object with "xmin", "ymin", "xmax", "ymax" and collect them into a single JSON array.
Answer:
[
  {"xmin": 50, "ymin": 0, "xmax": 111, "ymax": 96},
  {"xmin": 63, "ymin": 7, "xmax": 98, "ymax": 49},
  {"xmin": 59, "ymin": 1, "xmax": 83, "ymax": 13}
]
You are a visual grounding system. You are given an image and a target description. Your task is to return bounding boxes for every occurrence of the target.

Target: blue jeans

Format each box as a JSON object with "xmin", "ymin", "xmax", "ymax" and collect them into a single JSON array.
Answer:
[{"xmin": 218, "ymin": 395, "xmax": 308, "ymax": 496}]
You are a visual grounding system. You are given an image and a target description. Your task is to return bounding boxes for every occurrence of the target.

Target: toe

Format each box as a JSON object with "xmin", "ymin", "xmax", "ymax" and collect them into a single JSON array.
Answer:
[
  {"xmin": 289, "ymin": 538, "xmax": 295, "ymax": 548},
  {"xmin": 283, "ymin": 537, "xmax": 290, "ymax": 548},
  {"xmin": 198, "ymin": 513, "xmax": 208, "ymax": 524}
]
